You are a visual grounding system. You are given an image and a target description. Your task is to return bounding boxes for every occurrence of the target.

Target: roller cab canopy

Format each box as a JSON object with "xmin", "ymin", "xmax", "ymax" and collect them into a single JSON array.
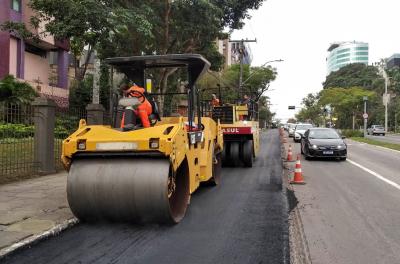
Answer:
[{"xmin": 105, "ymin": 54, "xmax": 211, "ymax": 87}]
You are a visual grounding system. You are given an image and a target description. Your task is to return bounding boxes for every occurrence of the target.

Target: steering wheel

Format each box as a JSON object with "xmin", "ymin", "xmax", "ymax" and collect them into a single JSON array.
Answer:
[{"xmin": 128, "ymin": 90, "xmax": 146, "ymax": 104}]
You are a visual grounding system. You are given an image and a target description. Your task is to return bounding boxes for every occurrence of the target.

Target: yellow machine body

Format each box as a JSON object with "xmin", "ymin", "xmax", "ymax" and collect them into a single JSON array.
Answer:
[{"xmin": 62, "ymin": 117, "xmax": 223, "ymax": 195}]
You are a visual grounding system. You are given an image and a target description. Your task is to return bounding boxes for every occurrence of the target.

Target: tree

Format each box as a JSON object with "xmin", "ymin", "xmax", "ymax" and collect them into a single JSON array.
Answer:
[
  {"xmin": 99, "ymin": 0, "xmax": 266, "ymax": 88},
  {"xmin": 0, "ymin": 75, "xmax": 38, "ymax": 104},
  {"xmin": 258, "ymin": 96, "xmax": 275, "ymax": 128},
  {"xmin": 295, "ymin": 93, "xmax": 323, "ymax": 125},
  {"xmin": 199, "ymin": 64, "xmax": 277, "ymax": 102},
  {"xmin": 318, "ymin": 87, "xmax": 377, "ymax": 129},
  {"xmin": 323, "ymin": 63, "xmax": 384, "ymax": 92}
]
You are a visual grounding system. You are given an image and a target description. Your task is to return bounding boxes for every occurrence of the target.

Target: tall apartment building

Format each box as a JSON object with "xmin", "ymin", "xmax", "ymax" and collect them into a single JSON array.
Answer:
[
  {"xmin": 0, "ymin": 0, "xmax": 70, "ymax": 106},
  {"xmin": 217, "ymin": 39, "xmax": 253, "ymax": 68},
  {"xmin": 326, "ymin": 41, "xmax": 369, "ymax": 75}
]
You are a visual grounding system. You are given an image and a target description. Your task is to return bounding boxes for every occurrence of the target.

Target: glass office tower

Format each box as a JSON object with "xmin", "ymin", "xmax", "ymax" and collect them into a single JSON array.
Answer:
[{"xmin": 326, "ymin": 41, "xmax": 369, "ymax": 75}]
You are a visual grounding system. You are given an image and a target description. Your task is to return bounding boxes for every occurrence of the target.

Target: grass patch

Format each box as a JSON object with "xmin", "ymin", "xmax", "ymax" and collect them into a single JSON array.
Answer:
[
  {"xmin": 351, "ymin": 137, "xmax": 400, "ymax": 151},
  {"xmin": 0, "ymin": 137, "xmax": 65, "ymax": 185}
]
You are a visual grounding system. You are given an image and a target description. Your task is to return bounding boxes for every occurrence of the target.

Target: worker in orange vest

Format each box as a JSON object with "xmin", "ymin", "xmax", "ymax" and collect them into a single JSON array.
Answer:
[
  {"xmin": 121, "ymin": 84, "xmax": 153, "ymax": 128},
  {"xmin": 211, "ymin": 93, "xmax": 220, "ymax": 107}
]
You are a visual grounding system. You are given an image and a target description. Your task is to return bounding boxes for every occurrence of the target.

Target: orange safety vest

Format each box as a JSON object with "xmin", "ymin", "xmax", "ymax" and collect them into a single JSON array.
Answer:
[{"xmin": 121, "ymin": 85, "xmax": 152, "ymax": 128}]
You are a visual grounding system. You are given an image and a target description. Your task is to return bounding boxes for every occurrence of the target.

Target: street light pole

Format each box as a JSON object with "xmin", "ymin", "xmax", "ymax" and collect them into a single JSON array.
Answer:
[
  {"xmin": 363, "ymin": 96, "xmax": 368, "ymax": 137},
  {"xmin": 377, "ymin": 62, "xmax": 389, "ymax": 133}
]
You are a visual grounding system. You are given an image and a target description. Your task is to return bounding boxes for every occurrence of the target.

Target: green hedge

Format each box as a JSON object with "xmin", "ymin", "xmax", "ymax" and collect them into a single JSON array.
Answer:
[
  {"xmin": 0, "ymin": 122, "xmax": 73, "ymax": 139},
  {"xmin": 339, "ymin": 129, "xmax": 364, "ymax": 138},
  {"xmin": 0, "ymin": 123, "xmax": 34, "ymax": 138}
]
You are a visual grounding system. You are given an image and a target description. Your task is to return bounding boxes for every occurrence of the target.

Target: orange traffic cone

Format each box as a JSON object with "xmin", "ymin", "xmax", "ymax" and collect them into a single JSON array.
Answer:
[
  {"xmin": 286, "ymin": 145, "xmax": 294, "ymax": 161},
  {"xmin": 291, "ymin": 155, "xmax": 305, "ymax": 184}
]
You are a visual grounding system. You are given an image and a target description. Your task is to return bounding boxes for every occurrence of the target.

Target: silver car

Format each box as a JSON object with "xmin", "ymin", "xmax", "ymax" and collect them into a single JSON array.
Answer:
[
  {"xmin": 294, "ymin": 123, "xmax": 313, "ymax": 142},
  {"xmin": 367, "ymin": 125, "xmax": 385, "ymax": 136}
]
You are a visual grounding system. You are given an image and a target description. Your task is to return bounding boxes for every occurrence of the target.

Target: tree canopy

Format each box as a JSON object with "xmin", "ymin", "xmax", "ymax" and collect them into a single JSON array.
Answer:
[
  {"xmin": 323, "ymin": 63, "xmax": 384, "ymax": 92},
  {"xmin": 0, "ymin": 75, "xmax": 38, "ymax": 104}
]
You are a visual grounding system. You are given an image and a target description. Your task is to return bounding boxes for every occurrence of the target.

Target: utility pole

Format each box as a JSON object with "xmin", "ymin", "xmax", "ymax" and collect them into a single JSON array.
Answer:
[
  {"xmin": 229, "ymin": 39, "xmax": 256, "ymax": 97},
  {"xmin": 377, "ymin": 61, "xmax": 389, "ymax": 133}
]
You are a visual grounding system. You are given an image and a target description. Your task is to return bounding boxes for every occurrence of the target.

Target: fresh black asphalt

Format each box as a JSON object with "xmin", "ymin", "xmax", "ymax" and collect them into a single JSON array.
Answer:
[{"xmin": 2, "ymin": 130, "xmax": 289, "ymax": 264}]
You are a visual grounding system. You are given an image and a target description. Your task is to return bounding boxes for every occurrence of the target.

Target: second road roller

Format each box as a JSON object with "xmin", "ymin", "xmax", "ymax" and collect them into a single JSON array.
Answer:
[
  {"xmin": 62, "ymin": 54, "xmax": 223, "ymax": 224},
  {"xmin": 211, "ymin": 99, "xmax": 260, "ymax": 168}
]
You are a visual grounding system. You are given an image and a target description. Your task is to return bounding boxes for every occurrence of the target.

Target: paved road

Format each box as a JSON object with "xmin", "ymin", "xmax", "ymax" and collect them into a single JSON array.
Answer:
[
  {"xmin": 2, "ymin": 130, "xmax": 289, "ymax": 264},
  {"xmin": 290, "ymin": 139, "xmax": 400, "ymax": 264},
  {"xmin": 366, "ymin": 133, "xmax": 400, "ymax": 144}
]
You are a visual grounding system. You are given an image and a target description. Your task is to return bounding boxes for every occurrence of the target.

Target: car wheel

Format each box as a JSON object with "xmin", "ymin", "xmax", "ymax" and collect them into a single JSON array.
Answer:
[
  {"xmin": 383, "ymin": 134, "xmax": 385, "ymax": 136},
  {"xmin": 340, "ymin": 157, "xmax": 347, "ymax": 161}
]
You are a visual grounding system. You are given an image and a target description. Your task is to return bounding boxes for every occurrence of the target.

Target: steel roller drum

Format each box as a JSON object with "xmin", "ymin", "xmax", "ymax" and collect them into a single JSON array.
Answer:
[{"xmin": 67, "ymin": 158, "xmax": 188, "ymax": 224}]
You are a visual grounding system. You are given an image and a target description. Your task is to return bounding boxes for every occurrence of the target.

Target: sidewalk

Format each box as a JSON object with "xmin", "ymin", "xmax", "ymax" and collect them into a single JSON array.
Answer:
[{"xmin": 0, "ymin": 172, "xmax": 75, "ymax": 256}]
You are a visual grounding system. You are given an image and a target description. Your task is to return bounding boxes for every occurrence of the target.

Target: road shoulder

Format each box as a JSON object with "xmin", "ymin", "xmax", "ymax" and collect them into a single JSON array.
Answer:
[{"xmin": 280, "ymin": 131, "xmax": 312, "ymax": 264}]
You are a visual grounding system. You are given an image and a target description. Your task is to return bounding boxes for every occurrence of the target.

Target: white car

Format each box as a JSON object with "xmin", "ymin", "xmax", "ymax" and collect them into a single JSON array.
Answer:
[
  {"xmin": 294, "ymin": 124, "xmax": 313, "ymax": 142},
  {"xmin": 288, "ymin": 123, "xmax": 297, "ymax": 137}
]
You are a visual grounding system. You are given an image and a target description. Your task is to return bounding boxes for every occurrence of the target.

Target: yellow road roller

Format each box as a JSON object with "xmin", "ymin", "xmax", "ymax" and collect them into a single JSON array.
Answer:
[
  {"xmin": 212, "ymin": 101, "xmax": 260, "ymax": 167},
  {"xmin": 62, "ymin": 54, "xmax": 223, "ymax": 224}
]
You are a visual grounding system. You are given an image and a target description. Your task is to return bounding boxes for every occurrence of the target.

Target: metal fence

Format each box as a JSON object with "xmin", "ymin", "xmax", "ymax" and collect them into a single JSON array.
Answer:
[
  {"xmin": 0, "ymin": 103, "xmax": 37, "ymax": 183},
  {"xmin": 0, "ymin": 100, "xmax": 88, "ymax": 183}
]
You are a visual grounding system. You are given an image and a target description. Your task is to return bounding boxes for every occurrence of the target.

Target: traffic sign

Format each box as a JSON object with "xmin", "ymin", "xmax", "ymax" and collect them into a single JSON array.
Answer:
[
  {"xmin": 288, "ymin": 106, "xmax": 295, "ymax": 110},
  {"xmin": 363, "ymin": 113, "xmax": 368, "ymax": 119}
]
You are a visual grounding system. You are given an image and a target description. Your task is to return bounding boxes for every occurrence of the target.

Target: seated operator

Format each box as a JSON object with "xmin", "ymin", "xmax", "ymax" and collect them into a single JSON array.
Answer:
[{"xmin": 120, "ymin": 84, "xmax": 153, "ymax": 128}]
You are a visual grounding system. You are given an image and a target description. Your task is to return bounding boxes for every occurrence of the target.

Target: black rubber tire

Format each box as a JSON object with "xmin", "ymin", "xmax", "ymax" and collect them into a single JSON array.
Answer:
[
  {"xmin": 229, "ymin": 142, "xmax": 241, "ymax": 167},
  {"xmin": 340, "ymin": 157, "xmax": 347, "ymax": 161},
  {"xmin": 221, "ymin": 142, "xmax": 230, "ymax": 167},
  {"xmin": 241, "ymin": 140, "xmax": 253, "ymax": 168}
]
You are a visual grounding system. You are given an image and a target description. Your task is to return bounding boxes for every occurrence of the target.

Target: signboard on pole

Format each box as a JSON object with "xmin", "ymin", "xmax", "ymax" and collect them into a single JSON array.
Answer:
[
  {"xmin": 363, "ymin": 113, "xmax": 368, "ymax": 119},
  {"xmin": 383, "ymin": 94, "xmax": 390, "ymax": 105},
  {"xmin": 288, "ymin": 106, "xmax": 295, "ymax": 110}
]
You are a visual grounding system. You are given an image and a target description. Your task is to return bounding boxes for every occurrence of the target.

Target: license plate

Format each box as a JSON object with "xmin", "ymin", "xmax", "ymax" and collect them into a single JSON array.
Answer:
[
  {"xmin": 323, "ymin": 151, "xmax": 334, "ymax": 155},
  {"xmin": 96, "ymin": 142, "xmax": 137, "ymax": 150}
]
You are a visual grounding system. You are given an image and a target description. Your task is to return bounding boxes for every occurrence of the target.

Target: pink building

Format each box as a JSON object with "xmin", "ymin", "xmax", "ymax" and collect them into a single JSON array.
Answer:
[{"xmin": 0, "ymin": 0, "xmax": 70, "ymax": 106}]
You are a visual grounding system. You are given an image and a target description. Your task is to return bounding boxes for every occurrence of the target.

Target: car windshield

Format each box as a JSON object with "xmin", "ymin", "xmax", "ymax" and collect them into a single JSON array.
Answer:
[
  {"xmin": 375, "ymin": 126, "xmax": 384, "ymax": 129},
  {"xmin": 308, "ymin": 129, "xmax": 340, "ymax": 139},
  {"xmin": 296, "ymin": 125, "xmax": 312, "ymax": 130}
]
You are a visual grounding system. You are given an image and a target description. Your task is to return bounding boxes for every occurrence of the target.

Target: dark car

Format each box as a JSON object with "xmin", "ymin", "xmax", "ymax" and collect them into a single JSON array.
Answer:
[{"xmin": 300, "ymin": 128, "xmax": 347, "ymax": 161}]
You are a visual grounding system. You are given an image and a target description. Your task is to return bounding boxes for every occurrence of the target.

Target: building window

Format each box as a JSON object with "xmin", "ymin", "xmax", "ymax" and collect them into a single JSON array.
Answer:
[
  {"xmin": 337, "ymin": 53, "xmax": 350, "ymax": 59},
  {"xmin": 25, "ymin": 43, "xmax": 47, "ymax": 58},
  {"xmin": 355, "ymin": 51, "xmax": 368, "ymax": 56},
  {"xmin": 355, "ymin": 47, "xmax": 368, "ymax": 51},
  {"xmin": 11, "ymin": 0, "xmax": 21, "ymax": 12},
  {"xmin": 337, "ymin": 48, "xmax": 350, "ymax": 54}
]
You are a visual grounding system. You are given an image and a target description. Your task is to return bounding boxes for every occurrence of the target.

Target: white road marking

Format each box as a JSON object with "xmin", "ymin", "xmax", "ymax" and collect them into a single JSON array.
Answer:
[{"xmin": 347, "ymin": 159, "xmax": 400, "ymax": 191}]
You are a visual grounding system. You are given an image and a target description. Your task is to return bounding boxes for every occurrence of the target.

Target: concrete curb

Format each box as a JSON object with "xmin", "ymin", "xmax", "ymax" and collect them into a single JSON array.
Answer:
[{"xmin": 0, "ymin": 218, "xmax": 79, "ymax": 260}]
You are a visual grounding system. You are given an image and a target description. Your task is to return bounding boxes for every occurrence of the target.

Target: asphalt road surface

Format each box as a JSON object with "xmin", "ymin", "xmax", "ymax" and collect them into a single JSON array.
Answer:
[
  {"xmin": 291, "ymin": 139, "xmax": 400, "ymax": 264},
  {"xmin": 2, "ymin": 130, "xmax": 289, "ymax": 264},
  {"xmin": 366, "ymin": 133, "xmax": 400, "ymax": 144}
]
